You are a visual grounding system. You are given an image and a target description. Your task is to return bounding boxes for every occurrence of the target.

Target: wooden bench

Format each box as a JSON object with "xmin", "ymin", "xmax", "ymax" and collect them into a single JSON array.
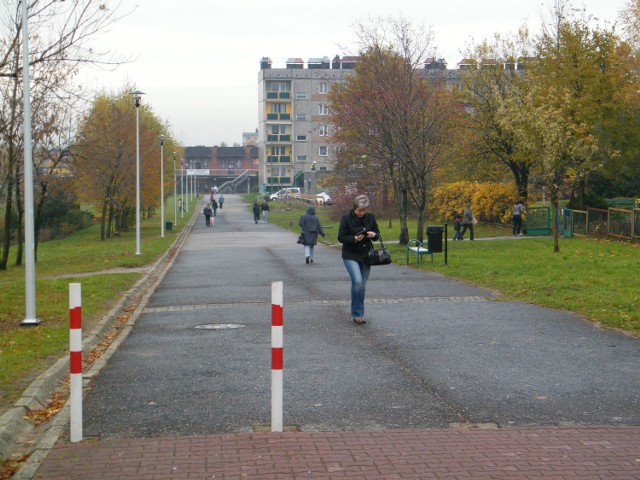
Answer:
[{"xmin": 405, "ymin": 239, "xmax": 433, "ymax": 264}]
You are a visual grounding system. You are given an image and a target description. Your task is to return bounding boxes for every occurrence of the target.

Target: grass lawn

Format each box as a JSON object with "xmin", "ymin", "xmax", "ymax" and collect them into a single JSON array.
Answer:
[
  {"xmin": 264, "ymin": 198, "xmax": 640, "ymax": 336},
  {"xmin": 0, "ymin": 195, "xmax": 198, "ymax": 408}
]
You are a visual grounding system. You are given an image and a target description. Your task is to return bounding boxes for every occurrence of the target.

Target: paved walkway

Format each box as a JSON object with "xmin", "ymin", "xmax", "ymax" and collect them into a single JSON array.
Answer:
[
  {"xmin": 24, "ymin": 195, "xmax": 640, "ymax": 479},
  {"xmin": 32, "ymin": 426, "xmax": 640, "ymax": 479}
]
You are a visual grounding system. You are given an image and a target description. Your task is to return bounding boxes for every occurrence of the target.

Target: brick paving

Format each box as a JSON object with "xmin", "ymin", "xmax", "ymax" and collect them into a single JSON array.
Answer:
[{"xmin": 34, "ymin": 426, "xmax": 640, "ymax": 479}]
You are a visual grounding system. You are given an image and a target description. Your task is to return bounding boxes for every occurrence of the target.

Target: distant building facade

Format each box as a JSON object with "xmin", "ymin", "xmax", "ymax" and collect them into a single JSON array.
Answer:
[
  {"xmin": 257, "ymin": 55, "xmax": 531, "ymax": 193},
  {"xmin": 183, "ymin": 145, "xmax": 258, "ymax": 193},
  {"xmin": 257, "ymin": 55, "xmax": 359, "ymax": 193}
]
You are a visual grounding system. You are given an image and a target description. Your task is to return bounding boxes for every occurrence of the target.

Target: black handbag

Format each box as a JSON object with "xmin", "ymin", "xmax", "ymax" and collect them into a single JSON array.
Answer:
[
  {"xmin": 297, "ymin": 233, "xmax": 304, "ymax": 244},
  {"xmin": 364, "ymin": 233, "xmax": 392, "ymax": 266}
]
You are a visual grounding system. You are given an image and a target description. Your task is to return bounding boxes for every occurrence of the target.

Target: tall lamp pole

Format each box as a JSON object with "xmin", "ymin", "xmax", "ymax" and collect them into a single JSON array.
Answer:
[
  {"xmin": 185, "ymin": 161, "xmax": 189, "ymax": 212},
  {"xmin": 173, "ymin": 152, "xmax": 177, "ymax": 226},
  {"xmin": 159, "ymin": 135, "xmax": 165, "ymax": 238},
  {"xmin": 20, "ymin": 0, "xmax": 38, "ymax": 326},
  {"xmin": 181, "ymin": 160, "xmax": 185, "ymax": 218},
  {"xmin": 131, "ymin": 90, "xmax": 145, "ymax": 255}
]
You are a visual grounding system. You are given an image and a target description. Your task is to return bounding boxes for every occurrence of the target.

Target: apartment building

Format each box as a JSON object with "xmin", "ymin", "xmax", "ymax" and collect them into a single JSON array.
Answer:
[
  {"xmin": 257, "ymin": 55, "xmax": 357, "ymax": 193},
  {"xmin": 257, "ymin": 55, "xmax": 528, "ymax": 194}
]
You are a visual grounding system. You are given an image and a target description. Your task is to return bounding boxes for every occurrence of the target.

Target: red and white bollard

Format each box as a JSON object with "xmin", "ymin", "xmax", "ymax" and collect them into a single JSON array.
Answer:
[
  {"xmin": 271, "ymin": 281, "xmax": 283, "ymax": 432},
  {"xmin": 69, "ymin": 283, "xmax": 82, "ymax": 443}
]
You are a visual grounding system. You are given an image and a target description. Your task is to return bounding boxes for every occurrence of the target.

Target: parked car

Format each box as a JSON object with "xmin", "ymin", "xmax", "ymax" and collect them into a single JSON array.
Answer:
[{"xmin": 269, "ymin": 187, "xmax": 301, "ymax": 201}]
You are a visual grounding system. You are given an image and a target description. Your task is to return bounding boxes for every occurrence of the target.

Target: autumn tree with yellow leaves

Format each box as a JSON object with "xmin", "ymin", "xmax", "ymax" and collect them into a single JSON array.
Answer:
[
  {"xmin": 498, "ymin": 1, "xmax": 639, "ymax": 252},
  {"xmin": 73, "ymin": 88, "xmax": 176, "ymax": 240}
]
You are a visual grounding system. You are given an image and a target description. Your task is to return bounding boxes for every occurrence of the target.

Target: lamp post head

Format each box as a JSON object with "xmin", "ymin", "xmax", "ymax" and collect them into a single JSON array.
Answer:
[
  {"xmin": 130, "ymin": 90, "xmax": 145, "ymax": 107},
  {"xmin": 160, "ymin": 135, "xmax": 165, "ymax": 146}
]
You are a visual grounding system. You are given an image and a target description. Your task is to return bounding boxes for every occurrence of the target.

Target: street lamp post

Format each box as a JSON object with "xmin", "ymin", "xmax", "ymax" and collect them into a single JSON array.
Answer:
[
  {"xmin": 131, "ymin": 90, "xmax": 145, "ymax": 255},
  {"xmin": 173, "ymin": 152, "xmax": 177, "ymax": 226},
  {"xmin": 181, "ymin": 160, "xmax": 185, "ymax": 217},
  {"xmin": 20, "ymin": 0, "xmax": 38, "ymax": 326},
  {"xmin": 160, "ymin": 135, "xmax": 165, "ymax": 238},
  {"xmin": 185, "ymin": 162, "xmax": 189, "ymax": 212}
]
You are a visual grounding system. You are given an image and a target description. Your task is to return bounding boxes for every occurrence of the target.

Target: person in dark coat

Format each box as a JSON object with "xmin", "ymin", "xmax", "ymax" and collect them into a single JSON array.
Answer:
[
  {"xmin": 261, "ymin": 200, "xmax": 270, "ymax": 223},
  {"xmin": 298, "ymin": 206, "xmax": 325, "ymax": 264},
  {"xmin": 252, "ymin": 200, "xmax": 261, "ymax": 224},
  {"xmin": 337, "ymin": 195, "xmax": 379, "ymax": 325},
  {"xmin": 203, "ymin": 203, "xmax": 213, "ymax": 227}
]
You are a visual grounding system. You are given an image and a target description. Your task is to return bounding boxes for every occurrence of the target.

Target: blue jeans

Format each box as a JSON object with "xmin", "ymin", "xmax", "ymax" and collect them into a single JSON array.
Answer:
[
  {"xmin": 262, "ymin": 210, "xmax": 268, "ymax": 222},
  {"xmin": 304, "ymin": 244, "xmax": 315, "ymax": 258},
  {"xmin": 343, "ymin": 259, "xmax": 371, "ymax": 318}
]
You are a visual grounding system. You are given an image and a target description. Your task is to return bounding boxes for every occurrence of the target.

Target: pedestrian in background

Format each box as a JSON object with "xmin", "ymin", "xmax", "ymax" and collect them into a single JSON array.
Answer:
[
  {"xmin": 460, "ymin": 203, "xmax": 475, "ymax": 240},
  {"xmin": 298, "ymin": 206, "xmax": 325, "ymax": 264},
  {"xmin": 212, "ymin": 198, "xmax": 218, "ymax": 217},
  {"xmin": 252, "ymin": 200, "xmax": 261, "ymax": 224},
  {"xmin": 513, "ymin": 200, "xmax": 525, "ymax": 236},
  {"xmin": 261, "ymin": 200, "xmax": 270, "ymax": 223},
  {"xmin": 203, "ymin": 203, "xmax": 212, "ymax": 227},
  {"xmin": 337, "ymin": 194, "xmax": 379, "ymax": 325},
  {"xmin": 219, "ymin": 195, "xmax": 225, "ymax": 209},
  {"xmin": 452, "ymin": 214, "xmax": 462, "ymax": 240}
]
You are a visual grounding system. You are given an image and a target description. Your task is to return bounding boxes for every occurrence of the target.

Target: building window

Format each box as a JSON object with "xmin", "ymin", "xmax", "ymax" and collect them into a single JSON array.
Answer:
[
  {"xmin": 271, "ymin": 146, "xmax": 286, "ymax": 156},
  {"xmin": 296, "ymin": 113, "xmax": 307, "ymax": 120},
  {"xmin": 296, "ymin": 155, "xmax": 307, "ymax": 162},
  {"xmin": 267, "ymin": 81, "xmax": 290, "ymax": 92},
  {"xmin": 271, "ymin": 103, "xmax": 286, "ymax": 113},
  {"xmin": 319, "ymin": 146, "xmax": 328, "ymax": 156},
  {"xmin": 271, "ymin": 125, "xmax": 286, "ymax": 134},
  {"xmin": 319, "ymin": 82, "xmax": 328, "ymax": 94},
  {"xmin": 296, "ymin": 93, "xmax": 307, "ymax": 99},
  {"xmin": 319, "ymin": 104, "xmax": 329, "ymax": 115},
  {"xmin": 319, "ymin": 124, "xmax": 328, "ymax": 136},
  {"xmin": 319, "ymin": 166, "xmax": 328, "ymax": 171},
  {"xmin": 296, "ymin": 135, "xmax": 307, "ymax": 141}
]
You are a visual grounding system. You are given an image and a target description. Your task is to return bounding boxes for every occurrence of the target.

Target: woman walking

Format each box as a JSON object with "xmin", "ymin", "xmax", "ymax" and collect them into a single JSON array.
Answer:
[
  {"xmin": 298, "ymin": 206, "xmax": 325, "ymax": 264},
  {"xmin": 337, "ymin": 195, "xmax": 379, "ymax": 325},
  {"xmin": 460, "ymin": 203, "xmax": 475, "ymax": 240}
]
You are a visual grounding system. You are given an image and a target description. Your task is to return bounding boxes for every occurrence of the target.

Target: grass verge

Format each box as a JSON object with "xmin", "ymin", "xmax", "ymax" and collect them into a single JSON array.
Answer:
[
  {"xmin": 0, "ymin": 195, "xmax": 198, "ymax": 408},
  {"xmin": 266, "ymin": 199, "xmax": 640, "ymax": 336}
]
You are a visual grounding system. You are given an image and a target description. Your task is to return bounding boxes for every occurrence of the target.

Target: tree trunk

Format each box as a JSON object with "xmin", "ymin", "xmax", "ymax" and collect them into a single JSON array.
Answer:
[
  {"xmin": 100, "ymin": 201, "xmax": 107, "ymax": 240},
  {"xmin": 551, "ymin": 190, "xmax": 560, "ymax": 253},
  {"xmin": 0, "ymin": 174, "xmax": 13, "ymax": 270},
  {"xmin": 34, "ymin": 183, "xmax": 48, "ymax": 262},
  {"xmin": 397, "ymin": 186, "xmax": 410, "ymax": 245},
  {"xmin": 15, "ymin": 178, "xmax": 23, "ymax": 267}
]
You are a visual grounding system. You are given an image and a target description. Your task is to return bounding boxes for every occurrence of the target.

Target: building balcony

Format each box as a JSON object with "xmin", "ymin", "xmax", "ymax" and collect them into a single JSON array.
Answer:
[
  {"xmin": 266, "ymin": 91, "xmax": 291, "ymax": 99},
  {"xmin": 267, "ymin": 134, "xmax": 291, "ymax": 142},
  {"xmin": 267, "ymin": 156, "xmax": 291, "ymax": 163},
  {"xmin": 266, "ymin": 113, "xmax": 291, "ymax": 121}
]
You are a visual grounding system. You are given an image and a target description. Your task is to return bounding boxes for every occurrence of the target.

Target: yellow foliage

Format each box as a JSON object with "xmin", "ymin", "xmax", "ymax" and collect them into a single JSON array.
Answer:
[{"xmin": 430, "ymin": 181, "xmax": 519, "ymax": 224}]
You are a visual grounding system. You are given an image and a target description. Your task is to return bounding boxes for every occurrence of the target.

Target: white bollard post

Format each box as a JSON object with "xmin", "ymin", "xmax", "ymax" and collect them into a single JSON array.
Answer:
[
  {"xmin": 69, "ymin": 283, "xmax": 82, "ymax": 443},
  {"xmin": 271, "ymin": 281, "xmax": 284, "ymax": 432}
]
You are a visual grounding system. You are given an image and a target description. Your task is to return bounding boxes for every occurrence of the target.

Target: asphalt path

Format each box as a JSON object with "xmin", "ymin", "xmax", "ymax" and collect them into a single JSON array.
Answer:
[{"xmin": 82, "ymin": 194, "xmax": 639, "ymax": 440}]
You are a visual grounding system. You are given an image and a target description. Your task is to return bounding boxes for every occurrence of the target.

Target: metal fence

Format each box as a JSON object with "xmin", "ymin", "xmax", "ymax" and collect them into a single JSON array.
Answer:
[
  {"xmin": 525, "ymin": 207, "xmax": 552, "ymax": 236},
  {"xmin": 564, "ymin": 207, "xmax": 639, "ymax": 241}
]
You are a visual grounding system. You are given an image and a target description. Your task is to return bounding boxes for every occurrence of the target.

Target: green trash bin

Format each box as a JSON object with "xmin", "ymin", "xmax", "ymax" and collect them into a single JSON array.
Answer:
[{"xmin": 165, "ymin": 221, "xmax": 173, "ymax": 231}]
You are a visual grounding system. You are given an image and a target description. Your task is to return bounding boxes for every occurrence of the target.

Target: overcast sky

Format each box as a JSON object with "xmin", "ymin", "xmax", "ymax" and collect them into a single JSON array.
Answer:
[{"xmin": 78, "ymin": 0, "xmax": 628, "ymax": 147}]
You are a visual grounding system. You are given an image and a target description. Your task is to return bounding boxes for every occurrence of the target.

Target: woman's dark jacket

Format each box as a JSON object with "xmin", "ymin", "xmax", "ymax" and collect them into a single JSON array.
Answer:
[
  {"xmin": 337, "ymin": 210, "xmax": 379, "ymax": 262},
  {"xmin": 298, "ymin": 207, "xmax": 325, "ymax": 245}
]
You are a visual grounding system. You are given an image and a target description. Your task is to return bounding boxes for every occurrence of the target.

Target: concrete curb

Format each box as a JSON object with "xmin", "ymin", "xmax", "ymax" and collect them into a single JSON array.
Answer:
[{"xmin": 1, "ymin": 208, "xmax": 197, "ymax": 477}]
